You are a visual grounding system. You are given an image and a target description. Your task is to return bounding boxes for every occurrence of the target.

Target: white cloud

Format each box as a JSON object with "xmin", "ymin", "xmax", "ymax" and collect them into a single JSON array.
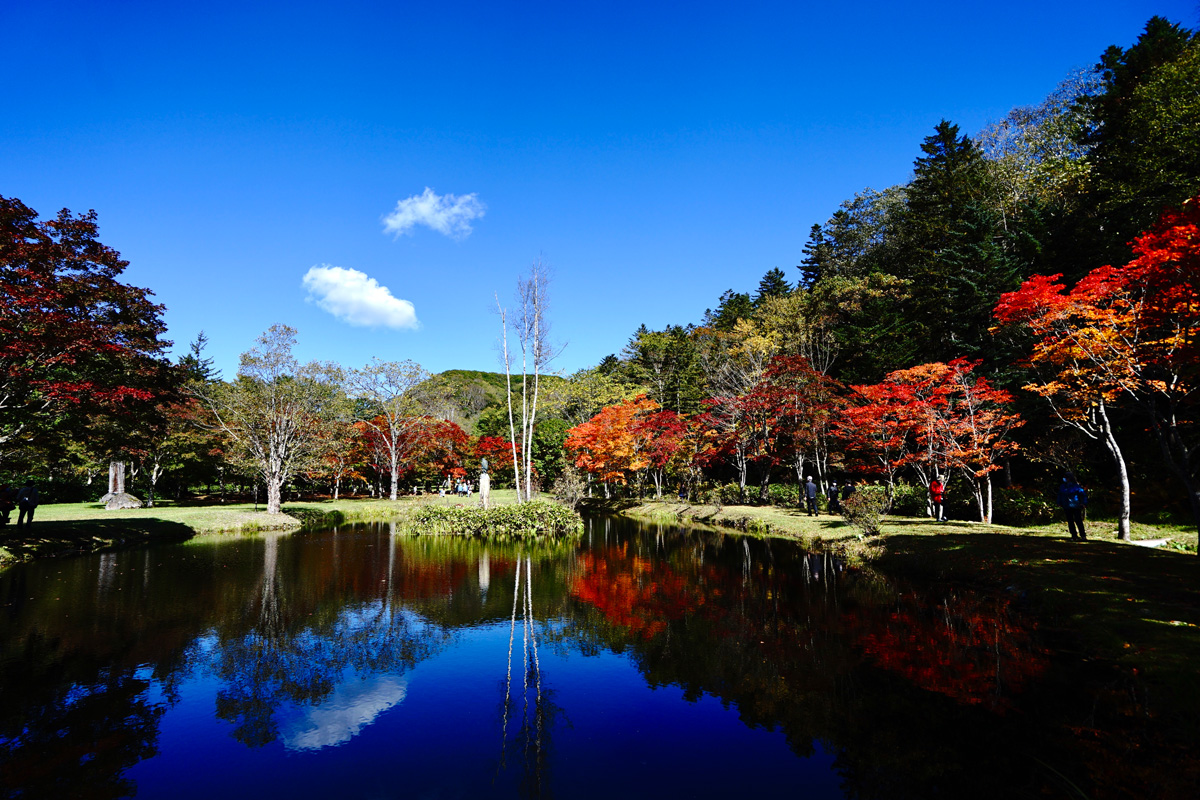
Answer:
[
  {"xmin": 302, "ymin": 265, "xmax": 419, "ymax": 330},
  {"xmin": 382, "ymin": 187, "xmax": 485, "ymax": 239}
]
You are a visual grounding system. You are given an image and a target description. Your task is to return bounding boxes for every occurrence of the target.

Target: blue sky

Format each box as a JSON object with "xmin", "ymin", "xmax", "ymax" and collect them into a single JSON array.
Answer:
[{"xmin": 3, "ymin": 1, "xmax": 1197, "ymax": 379}]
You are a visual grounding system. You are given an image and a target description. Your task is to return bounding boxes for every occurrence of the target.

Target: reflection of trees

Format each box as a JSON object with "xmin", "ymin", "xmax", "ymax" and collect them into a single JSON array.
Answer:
[
  {"xmin": 497, "ymin": 556, "xmax": 565, "ymax": 800},
  {"xmin": 1, "ymin": 518, "xmax": 1172, "ymax": 799},
  {"xmin": 0, "ymin": 664, "xmax": 163, "ymax": 800},
  {"xmin": 209, "ymin": 602, "xmax": 448, "ymax": 747},
  {"xmin": 843, "ymin": 590, "xmax": 1048, "ymax": 712},
  {"xmin": 208, "ymin": 530, "xmax": 455, "ymax": 747},
  {"xmin": 565, "ymin": 524, "xmax": 1067, "ymax": 798}
]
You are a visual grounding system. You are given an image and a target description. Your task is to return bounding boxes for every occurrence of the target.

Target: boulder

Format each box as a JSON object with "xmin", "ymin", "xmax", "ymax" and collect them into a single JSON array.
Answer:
[{"xmin": 101, "ymin": 492, "xmax": 143, "ymax": 510}]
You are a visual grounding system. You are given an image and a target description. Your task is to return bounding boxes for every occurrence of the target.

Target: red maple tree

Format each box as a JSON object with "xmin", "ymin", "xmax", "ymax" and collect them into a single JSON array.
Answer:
[{"xmin": 1, "ymin": 196, "xmax": 173, "ymax": 461}]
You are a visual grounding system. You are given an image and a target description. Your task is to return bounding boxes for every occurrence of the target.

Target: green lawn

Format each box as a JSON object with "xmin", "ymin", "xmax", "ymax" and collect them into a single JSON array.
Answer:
[{"xmin": 0, "ymin": 489, "xmax": 524, "ymax": 567}]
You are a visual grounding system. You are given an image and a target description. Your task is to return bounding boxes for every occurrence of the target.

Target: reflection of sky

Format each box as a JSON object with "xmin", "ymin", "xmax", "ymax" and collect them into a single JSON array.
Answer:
[{"xmin": 280, "ymin": 676, "xmax": 407, "ymax": 751}]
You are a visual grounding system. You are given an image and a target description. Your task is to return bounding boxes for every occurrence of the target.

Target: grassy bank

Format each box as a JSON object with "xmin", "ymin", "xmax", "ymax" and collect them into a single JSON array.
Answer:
[{"xmin": 0, "ymin": 490, "xmax": 524, "ymax": 567}]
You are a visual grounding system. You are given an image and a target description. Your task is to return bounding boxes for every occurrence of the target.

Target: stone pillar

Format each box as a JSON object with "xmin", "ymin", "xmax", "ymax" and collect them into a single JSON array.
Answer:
[
  {"xmin": 108, "ymin": 461, "xmax": 126, "ymax": 495},
  {"xmin": 101, "ymin": 460, "xmax": 142, "ymax": 509}
]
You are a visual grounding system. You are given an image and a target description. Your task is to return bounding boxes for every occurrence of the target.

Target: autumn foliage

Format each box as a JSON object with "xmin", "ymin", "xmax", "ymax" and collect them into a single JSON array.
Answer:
[
  {"xmin": 564, "ymin": 396, "xmax": 665, "ymax": 486},
  {"xmin": 1, "ymin": 195, "xmax": 173, "ymax": 454},
  {"xmin": 994, "ymin": 194, "xmax": 1200, "ymax": 537}
]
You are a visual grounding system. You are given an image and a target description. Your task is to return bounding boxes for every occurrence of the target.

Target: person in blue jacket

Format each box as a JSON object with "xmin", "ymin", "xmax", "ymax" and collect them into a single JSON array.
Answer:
[{"xmin": 1057, "ymin": 473, "xmax": 1088, "ymax": 540}]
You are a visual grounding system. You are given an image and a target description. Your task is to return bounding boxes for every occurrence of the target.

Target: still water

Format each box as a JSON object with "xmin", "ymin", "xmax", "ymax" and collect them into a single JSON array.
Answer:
[{"xmin": 2, "ymin": 517, "xmax": 1067, "ymax": 799}]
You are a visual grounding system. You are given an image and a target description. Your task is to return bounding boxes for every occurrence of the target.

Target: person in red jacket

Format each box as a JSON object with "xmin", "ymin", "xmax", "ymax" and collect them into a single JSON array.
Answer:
[{"xmin": 930, "ymin": 476, "xmax": 947, "ymax": 522}]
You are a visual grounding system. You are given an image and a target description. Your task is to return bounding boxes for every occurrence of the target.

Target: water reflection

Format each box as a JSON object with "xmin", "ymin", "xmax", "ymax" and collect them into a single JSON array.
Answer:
[
  {"xmin": 281, "ymin": 675, "xmax": 408, "ymax": 751},
  {"xmin": 0, "ymin": 518, "xmax": 1097, "ymax": 799}
]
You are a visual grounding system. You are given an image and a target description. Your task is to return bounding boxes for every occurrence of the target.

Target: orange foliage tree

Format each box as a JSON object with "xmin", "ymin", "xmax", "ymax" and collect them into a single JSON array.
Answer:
[
  {"xmin": 563, "ymin": 396, "xmax": 660, "ymax": 498},
  {"xmin": 995, "ymin": 195, "xmax": 1200, "ymax": 540},
  {"xmin": 843, "ymin": 361, "xmax": 1022, "ymax": 522},
  {"xmin": 993, "ymin": 270, "xmax": 1138, "ymax": 538}
]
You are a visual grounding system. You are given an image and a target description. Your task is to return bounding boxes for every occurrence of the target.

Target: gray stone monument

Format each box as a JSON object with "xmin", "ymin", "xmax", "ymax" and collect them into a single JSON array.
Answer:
[{"xmin": 100, "ymin": 460, "xmax": 143, "ymax": 509}]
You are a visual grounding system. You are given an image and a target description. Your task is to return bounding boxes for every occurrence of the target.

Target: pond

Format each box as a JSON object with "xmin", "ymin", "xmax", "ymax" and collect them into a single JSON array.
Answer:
[{"xmin": 1, "ymin": 516, "xmax": 1097, "ymax": 798}]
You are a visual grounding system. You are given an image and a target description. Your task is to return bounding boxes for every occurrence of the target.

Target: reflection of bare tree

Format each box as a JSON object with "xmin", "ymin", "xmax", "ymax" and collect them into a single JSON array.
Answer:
[
  {"xmin": 254, "ymin": 533, "xmax": 281, "ymax": 633},
  {"xmin": 498, "ymin": 556, "xmax": 563, "ymax": 799}
]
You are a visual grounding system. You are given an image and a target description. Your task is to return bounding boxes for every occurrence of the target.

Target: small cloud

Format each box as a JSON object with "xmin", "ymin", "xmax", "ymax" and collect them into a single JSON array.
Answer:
[
  {"xmin": 302, "ymin": 265, "xmax": 419, "ymax": 329},
  {"xmin": 383, "ymin": 187, "xmax": 485, "ymax": 239}
]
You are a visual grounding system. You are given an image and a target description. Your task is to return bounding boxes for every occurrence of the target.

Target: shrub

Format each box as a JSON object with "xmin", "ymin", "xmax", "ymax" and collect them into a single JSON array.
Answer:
[
  {"xmin": 889, "ymin": 483, "xmax": 928, "ymax": 517},
  {"xmin": 701, "ymin": 487, "xmax": 723, "ymax": 508},
  {"xmin": 408, "ymin": 500, "xmax": 582, "ymax": 539},
  {"xmin": 841, "ymin": 485, "xmax": 890, "ymax": 537},
  {"xmin": 768, "ymin": 483, "xmax": 799, "ymax": 508},
  {"xmin": 551, "ymin": 466, "xmax": 587, "ymax": 510},
  {"xmin": 720, "ymin": 482, "xmax": 744, "ymax": 505},
  {"xmin": 991, "ymin": 486, "xmax": 1058, "ymax": 527}
]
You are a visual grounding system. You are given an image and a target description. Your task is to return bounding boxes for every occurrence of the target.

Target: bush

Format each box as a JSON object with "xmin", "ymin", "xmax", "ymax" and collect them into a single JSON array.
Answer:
[
  {"xmin": 991, "ymin": 486, "xmax": 1058, "ymax": 527},
  {"xmin": 408, "ymin": 500, "xmax": 582, "ymax": 540},
  {"xmin": 889, "ymin": 483, "xmax": 928, "ymax": 517},
  {"xmin": 720, "ymin": 482, "xmax": 745, "ymax": 505},
  {"xmin": 551, "ymin": 466, "xmax": 587, "ymax": 510},
  {"xmin": 841, "ymin": 485, "xmax": 890, "ymax": 537},
  {"xmin": 768, "ymin": 483, "xmax": 799, "ymax": 508}
]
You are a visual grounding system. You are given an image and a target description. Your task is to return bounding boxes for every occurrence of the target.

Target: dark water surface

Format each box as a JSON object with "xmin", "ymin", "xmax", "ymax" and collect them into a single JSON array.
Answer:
[{"xmin": 2, "ymin": 517, "xmax": 1081, "ymax": 798}]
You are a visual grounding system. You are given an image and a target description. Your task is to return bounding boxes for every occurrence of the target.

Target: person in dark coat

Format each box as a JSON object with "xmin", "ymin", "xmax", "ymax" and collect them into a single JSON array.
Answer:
[
  {"xmin": 16, "ymin": 482, "xmax": 38, "ymax": 528},
  {"xmin": 828, "ymin": 480, "xmax": 841, "ymax": 514},
  {"xmin": 1057, "ymin": 473, "xmax": 1088, "ymax": 540},
  {"xmin": 805, "ymin": 476, "xmax": 819, "ymax": 516},
  {"xmin": 0, "ymin": 485, "xmax": 14, "ymax": 526}
]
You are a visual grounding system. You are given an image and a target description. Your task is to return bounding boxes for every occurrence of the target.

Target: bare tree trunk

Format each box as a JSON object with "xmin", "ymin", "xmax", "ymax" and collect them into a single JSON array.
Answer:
[
  {"xmin": 267, "ymin": 478, "xmax": 282, "ymax": 514},
  {"xmin": 389, "ymin": 446, "xmax": 400, "ymax": 501},
  {"xmin": 1095, "ymin": 399, "xmax": 1131, "ymax": 540},
  {"xmin": 985, "ymin": 474, "xmax": 993, "ymax": 524},
  {"xmin": 508, "ymin": 259, "xmax": 561, "ymax": 503},
  {"xmin": 497, "ymin": 295, "xmax": 523, "ymax": 502}
]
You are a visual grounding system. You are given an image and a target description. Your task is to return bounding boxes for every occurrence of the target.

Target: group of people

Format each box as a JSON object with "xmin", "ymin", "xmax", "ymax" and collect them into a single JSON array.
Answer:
[
  {"xmin": 0, "ymin": 482, "xmax": 39, "ymax": 528},
  {"xmin": 804, "ymin": 476, "xmax": 856, "ymax": 516},
  {"xmin": 440, "ymin": 480, "xmax": 473, "ymax": 497},
  {"xmin": 802, "ymin": 471, "xmax": 1089, "ymax": 539},
  {"xmin": 927, "ymin": 473, "xmax": 1088, "ymax": 538}
]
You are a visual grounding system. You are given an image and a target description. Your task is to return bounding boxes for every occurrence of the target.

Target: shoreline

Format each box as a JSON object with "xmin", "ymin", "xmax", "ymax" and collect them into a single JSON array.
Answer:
[
  {"xmin": 0, "ymin": 492, "xmax": 526, "ymax": 568},
  {"xmin": 609, "ymin": 497, "xmax": 1200, "ymax": 747}
]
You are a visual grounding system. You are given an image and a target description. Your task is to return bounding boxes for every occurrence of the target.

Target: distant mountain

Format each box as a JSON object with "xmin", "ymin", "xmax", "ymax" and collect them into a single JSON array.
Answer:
[{"xmin": 437, "ymin": 369, "xmax": 566, "ymax": 434}]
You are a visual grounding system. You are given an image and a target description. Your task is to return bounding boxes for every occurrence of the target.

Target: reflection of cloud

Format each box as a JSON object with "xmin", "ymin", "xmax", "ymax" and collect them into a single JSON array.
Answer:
[
  {"xmin": 302, "ymin": 265, "xmax": 419, "ymax": 329},
  {"xmin": 282, "ymin": 676, "xmax": 407, "ymax": 751}
]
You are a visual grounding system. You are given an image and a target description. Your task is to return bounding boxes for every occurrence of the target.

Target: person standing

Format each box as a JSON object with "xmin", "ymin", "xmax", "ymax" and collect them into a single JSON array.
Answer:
[
  {"xmin": 828, "ymin": 480, "xmax": 841, "ymax": 514},
  {"xmin": 1057, "ymin": 473, "xmax": 1088, "ymax": 540},
  {"xmin": 805, "ymin": 476, "xmax": 819, "ymax": 517},
  {"xmin": 930, "ymin": 476, "xmax": 947, "ymax": 522},
  {"xmin": 16, "ymin": 481, "xmax": 38, "ymax": 528},
  {"xmin": 0, "ymin": 485, "xmax": 15, "ymax": 526}
]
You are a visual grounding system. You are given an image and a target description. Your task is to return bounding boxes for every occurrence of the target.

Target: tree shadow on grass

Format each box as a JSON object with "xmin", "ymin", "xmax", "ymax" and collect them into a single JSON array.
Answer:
[
  {"xmin": 876, "ymin": 528, "xmax": 1200, "ymax": 727},
  {"xmin": 0, "ymin": 517, "xmax": 194, "ymax": 563}
]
